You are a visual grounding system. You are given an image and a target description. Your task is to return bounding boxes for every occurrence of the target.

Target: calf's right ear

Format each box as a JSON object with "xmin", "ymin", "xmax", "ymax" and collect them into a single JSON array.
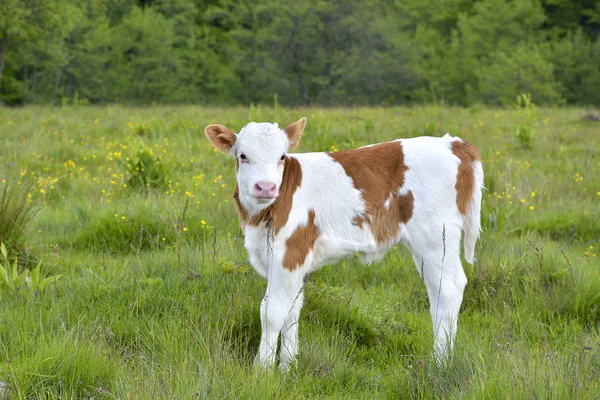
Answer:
[{"xmin": 204, "ymin": 124, "xmax": 237, "ymax": 154}]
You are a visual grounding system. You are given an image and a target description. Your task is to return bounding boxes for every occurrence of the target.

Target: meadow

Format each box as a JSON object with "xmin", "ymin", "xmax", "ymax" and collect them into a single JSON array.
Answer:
[{"xmin": 0, "ymin": 104, "xmax": 598, "ymax": 399}]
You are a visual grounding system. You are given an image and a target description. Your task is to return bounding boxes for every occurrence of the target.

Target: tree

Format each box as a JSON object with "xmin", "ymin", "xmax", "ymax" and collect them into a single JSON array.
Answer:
[
  {"xmin": 477, "ymin": 43, "xmax": 563, "ymax": 105},
  {"xmin": 0, "ymin": 0, "xmax": 598, "ymax": 106},
  {"xmin": 407, "ymin": 0, "xmax": 560, "ymax": 105},
  {"xmin": 0, "ymin": 0, "xmax": 77, "ymax": 102},
  {"xmin": 60, "ymin": 0, "xmax": 112, "ymax": 102},
  {"xmin": 216, "ymin": 0, "xmax": 417, "ymax": 105},
  {"xmin": 548, "ymin": 29, "xmax": 600, "ymax": 105},
  {"xmin": 108, "ymin": 5, "xmax": 180, "ymax": 103}
]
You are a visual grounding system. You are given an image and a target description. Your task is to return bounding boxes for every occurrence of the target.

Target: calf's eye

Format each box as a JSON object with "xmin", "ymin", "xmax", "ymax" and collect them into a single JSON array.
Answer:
[
  {"xmin": 280, "ymin": 155, "xmax": 285, "ymax": 161},
  {"xmin": 240, "ymin": 153, "xmax": 247, "ymax": 160}
]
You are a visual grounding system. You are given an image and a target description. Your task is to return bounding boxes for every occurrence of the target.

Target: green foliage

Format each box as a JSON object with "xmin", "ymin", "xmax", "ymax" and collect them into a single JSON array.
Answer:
[
  {"xmin": 72, "ymin": 209, "xmax": 177, "ymax": 253},
  {"xmin": 125, "ymin": 143, "xmax": 170, "ymax": 190},
  {"xmin": 467, "ymin": 237, "xmax": 600, "ymax": 325},
  {"xmin": 524, "ymin": 210, "xmax": 600, "ymax": 241},
  {"xmin": 0, "ymin": 242, "xmax": 62, "ymax": 296},
  {"xmin": 109, "ymin": 6, "xmax": 181, "ymax": 103},
  {"xmin": 548, "ymin": 30, "xmax": 600, "ymax": 105},
  {"xmin": 0, "ymin": 177, "xmax": 40, "ymax": 249},
  {"xmin": 0, "ymin": 105, "xmax": 598, "ymax": 398},
  {"xmin": 484, "ymin": 203, "xmax": 514, "ymax": 233},
  {"xmin": 127, "ymin": 121, "xmax": 152, "ymax": 137},
  {"xmin": 0, "ymin": 0, "xmax": 79, "ymax": 104},
  {"xmin": 478, "ymin": 45, "xmax": 563, "ymax": 106},
  {"xmin": 7, "ymin": 335, "xmax": 123, "ymax": 398},
  {"xmin": 1, "ymin": 0, "xmax": 600, "ymax": 106},
  {"xmin": 515, "ymin": 93, "xmax": 538, "ymax": 149}
]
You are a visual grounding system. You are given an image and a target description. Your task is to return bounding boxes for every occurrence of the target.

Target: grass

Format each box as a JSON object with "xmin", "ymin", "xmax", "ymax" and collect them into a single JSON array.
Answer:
[
  {"xmin": 0, "ymin": 177, "xmax": 40, "ymax": 259},
  {"xmin": 0, "ymin": 104, "xmax": 598, "ymax": 399}
]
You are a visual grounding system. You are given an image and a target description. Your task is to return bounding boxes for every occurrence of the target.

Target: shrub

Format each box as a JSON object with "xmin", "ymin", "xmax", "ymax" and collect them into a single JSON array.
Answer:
[
  {"xmin": 0, "ymin": 243, "xmax": 62, "ymax": 297},
  {"xmin": 124, "ymin": 143, "xmax": 170, "ymax": 190},
  {"xmin": 72, "ymin": 210, "xmax": 177, "ymax": 253},
  {"xmin": 0, "ymin": 177, "xmax": 40, "ymax": 251},
  {"xmin": 515, "ymin": 93, "xmax": 537, "ymax": 149}
]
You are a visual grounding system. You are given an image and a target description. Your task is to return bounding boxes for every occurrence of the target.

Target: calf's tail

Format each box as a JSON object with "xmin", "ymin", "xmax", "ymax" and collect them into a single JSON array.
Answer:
[{"xmin": 463, "ymin": 160, "xmax": 484, "ymax": 264}]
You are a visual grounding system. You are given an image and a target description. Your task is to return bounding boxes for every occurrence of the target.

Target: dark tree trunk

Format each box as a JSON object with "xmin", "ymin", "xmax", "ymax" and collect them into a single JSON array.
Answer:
[{"xmin": 0, "ymin": 35, "xmax": 7, "ymax": 95}]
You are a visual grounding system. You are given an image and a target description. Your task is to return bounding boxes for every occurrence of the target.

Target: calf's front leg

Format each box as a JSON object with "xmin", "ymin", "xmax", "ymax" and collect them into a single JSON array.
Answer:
[
  {"xmin": 279, "ymin": 288, "xmax": 304, "ymax": 369},
  {"xmin": 255, "ymin": 266, "xmax": 305, "ymax": 368}
]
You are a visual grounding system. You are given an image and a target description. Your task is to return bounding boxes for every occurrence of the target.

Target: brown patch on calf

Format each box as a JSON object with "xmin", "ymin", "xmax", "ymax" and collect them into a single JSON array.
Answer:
[
  {"xmin": 284, "ymin": 117, "xmax": 307, "ymax": 150},
  {"xmin": 205, "ymin": 124, "xmax": 237, "ymax": 153},
  {"xmin": 282, "ymin": 210, "xmax": 320, "ymax": 271},
  {"xmin": 232, "ymin": 156, "xmax": 303, "ymax": 234},
  {"xmin": 329, "ymin": 142, "xmax": 414, "ymax": 244},
  {"xmin": 351, "ymin": 215, "xmax": 364, "ymax": 229},
  {"xmin": 451, "ymin": 140, "xmax": 481, "ymax": 216},
  {"xmin": 369, "ymin": 191, "xmax": 414, "ymax": 243}
]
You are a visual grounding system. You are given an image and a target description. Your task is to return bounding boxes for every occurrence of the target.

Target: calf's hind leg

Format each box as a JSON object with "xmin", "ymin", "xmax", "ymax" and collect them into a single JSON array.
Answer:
[{"xmin": 408, "ymin": 223, "xmax": 467, "ymax": 363}]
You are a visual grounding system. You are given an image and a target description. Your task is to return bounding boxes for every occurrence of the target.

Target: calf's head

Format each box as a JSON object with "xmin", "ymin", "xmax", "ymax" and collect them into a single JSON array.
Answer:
[{"xmin": 204, "ymin": 118, "xmax": 306, "ymax": 213}]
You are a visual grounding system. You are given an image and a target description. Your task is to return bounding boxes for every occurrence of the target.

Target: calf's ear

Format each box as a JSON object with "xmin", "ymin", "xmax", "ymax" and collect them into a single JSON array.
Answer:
[
  {"xmin": 284, "ymin": 117, "xmax": 306, "ymax": 150},
  {"xmin": 204, "ymin": 124, "xmax": 237, "ymax": 154}
]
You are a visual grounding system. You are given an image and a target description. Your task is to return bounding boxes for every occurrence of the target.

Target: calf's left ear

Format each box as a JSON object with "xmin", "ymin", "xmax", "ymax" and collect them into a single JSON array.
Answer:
[
  {"xmin": 284, "ymin": 117, "xmax": 306, "ymax": 150},
  {"xmin": 204, "ymin": 124, "xmax": 237, "ymax": 154}
]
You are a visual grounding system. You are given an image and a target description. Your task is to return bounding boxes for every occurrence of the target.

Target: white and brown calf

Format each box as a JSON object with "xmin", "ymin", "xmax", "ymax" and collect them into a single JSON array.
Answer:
[{"xmin": 205, "ymin": 118, "xmax": 483, "ymax": 368}]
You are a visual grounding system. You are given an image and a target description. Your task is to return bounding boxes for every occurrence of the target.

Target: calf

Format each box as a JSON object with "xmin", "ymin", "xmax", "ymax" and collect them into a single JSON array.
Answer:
[{"xmin": 205, "ymin": 118, "xmax": 483, "ymax": 368}]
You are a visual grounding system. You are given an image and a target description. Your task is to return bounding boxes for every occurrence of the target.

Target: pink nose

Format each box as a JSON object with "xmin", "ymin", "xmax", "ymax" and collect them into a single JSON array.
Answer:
[{"xmin": 254, "ymin": 181, "xmax": 277, "ymax": 198}]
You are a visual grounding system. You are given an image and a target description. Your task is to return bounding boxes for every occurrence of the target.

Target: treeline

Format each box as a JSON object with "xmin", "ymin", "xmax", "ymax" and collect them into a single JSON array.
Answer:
[{"xmin": 2, "ymin": 0, "xmax": 600, "ymax": 106}]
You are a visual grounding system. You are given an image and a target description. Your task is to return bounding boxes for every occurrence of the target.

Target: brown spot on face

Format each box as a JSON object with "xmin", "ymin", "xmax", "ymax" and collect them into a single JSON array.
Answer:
[
  {"xmin": 329, "ymin": 142, "xmax": 414, "ymax": 244},
  {"xmin": 232, "ymin": 156, "xmax": 303, "ymax": 234},
  {"xmin": 451, "ymin": 140, "xmax": 481, "ymax": 215},
  {"xmin": 282, "ymin": 210, "xmax": 320, "ymax": 271}
]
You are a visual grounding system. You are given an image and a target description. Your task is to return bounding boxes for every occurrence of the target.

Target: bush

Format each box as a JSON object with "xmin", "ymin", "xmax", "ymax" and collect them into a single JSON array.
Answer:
[
  {"xmin": 0, "ymin": 177, "xmax": 40, "ymax": 251},
  {"xmin": 0, "ymin": 242, "xmax": 62, "ymax": 297},
  {"xmin": 124, "ymin": 143, "xmax": 170, "ymax": 190},
  {"xmin": 72, "ymin": 210, "xmax": 177, "ymax": 253},
  {"xmin": 515, "ymin": 93, "xmax": 537, "ymax": 149}
]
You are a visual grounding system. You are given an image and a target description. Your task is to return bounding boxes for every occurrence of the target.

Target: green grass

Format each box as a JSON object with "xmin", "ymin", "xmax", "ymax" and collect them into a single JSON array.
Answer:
[{"xmin": 0, "ymin": 105, "xmax": 598, "ymax": 399}]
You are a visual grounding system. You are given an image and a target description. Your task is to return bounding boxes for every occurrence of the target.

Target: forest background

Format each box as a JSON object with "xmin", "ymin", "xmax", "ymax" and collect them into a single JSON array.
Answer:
[{"xmin": 2, "ymin": 0, "xmax": 600, "ymax": 107}]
